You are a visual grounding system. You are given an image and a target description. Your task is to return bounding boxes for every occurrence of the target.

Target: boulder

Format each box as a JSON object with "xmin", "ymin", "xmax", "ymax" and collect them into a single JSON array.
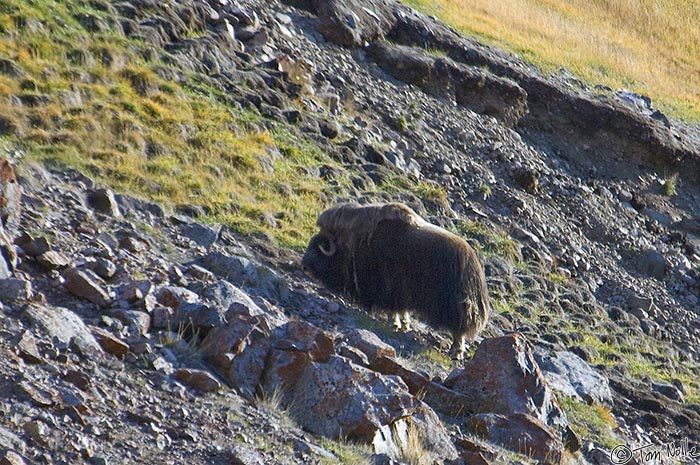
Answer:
[
  {"xmin": 287, "ymin": 355, "xmax": 458, "ymax": 461},
  {"xmin": 445, "ymin": 334, "xmax": 568, "ymax": 431},
  {"xmin": 469, "ymin": 413, "xmax": 563, "ymax": 465},
  {"xmin": 63, "ymin": 267, "xmax": 111, "ymax": 307},
  {"xmin": 0, "ymin": 278, "xmax": 33, "ymax": 303},
  {"xmin": 370, "ymin": 355, "xmax": 475, "ymax": 418},
  {"xmin": 534, "ymin": 348, "xmax": 613, "ymax": 405},
  {"xmin": 86, "ymin": 188, "xmax": 121, "ymax": 217},
  {"xmin": 24, "ymin": 304, "xmax": 102, "ymax": 356},
  {"xmin": 174, "ymin": 368, "xmax": 222, "ymax": 393},
  {"xmin": 313, "ymin": 0, "xmax": 396, "ymax": 47},
  {"xmin": 345, "ymin": 328, "xmax": 396, "ymax": 363},
  {"xmin": 199, "ymin": 313, "xmax": 278, "ymax": 397}
]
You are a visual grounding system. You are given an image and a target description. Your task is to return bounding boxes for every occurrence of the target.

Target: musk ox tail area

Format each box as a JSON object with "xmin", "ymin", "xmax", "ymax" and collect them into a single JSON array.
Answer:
[{"xmin": 303, "ymin": 201, "xmax": 491, "ymax": 360}]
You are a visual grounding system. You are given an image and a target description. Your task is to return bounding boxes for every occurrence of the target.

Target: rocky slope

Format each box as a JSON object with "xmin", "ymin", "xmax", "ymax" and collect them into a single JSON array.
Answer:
[{"xmin": 2, "ymin": 0, "xmax": 700, "ymax": 464}]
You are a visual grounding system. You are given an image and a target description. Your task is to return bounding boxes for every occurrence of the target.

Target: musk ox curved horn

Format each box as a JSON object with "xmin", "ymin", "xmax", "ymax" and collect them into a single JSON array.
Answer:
[{"xmin": 318, "ymin": 237, "xmax": 336, "ymax": 256}]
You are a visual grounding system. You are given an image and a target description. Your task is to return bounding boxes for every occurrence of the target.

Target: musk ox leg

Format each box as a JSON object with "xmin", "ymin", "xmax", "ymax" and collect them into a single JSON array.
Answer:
[
  {"xmin": 401, "ymin": 311, "xmax": 411, "ymax": 330},
  {"xmin": 392, "ymin": 312, "xmax": 402, "ymax": 331},
  {"xmin": 392, "ymin": 311, "xmax": 412, "ymax": 332},
  {"xmin": 449, "ymin": 333, "xmax": 467, "ymax": 361}
]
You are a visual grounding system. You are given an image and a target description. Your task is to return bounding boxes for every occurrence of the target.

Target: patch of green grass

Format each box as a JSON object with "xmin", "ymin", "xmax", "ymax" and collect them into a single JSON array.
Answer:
[
  {"xmin": 454, "ymin": 220, "xmax": 521, "ymax": 264},
  {"xmin": 661, "ymin": 173, "xmax": 678, "ymax": 197},
  {"xmin": 558, "ymin": 394, "xmax": 619, "ymax": 449},
  {"xmin": 0, "ymin": 0, "xmax": 356, "ymax": 249},
  {"xmin": 317, "ymin": 437, "xmax": 373, "ymax": 465},
  {"xmin": 581, "ymin": 333, "xmax": 700, "ymax": 404}
]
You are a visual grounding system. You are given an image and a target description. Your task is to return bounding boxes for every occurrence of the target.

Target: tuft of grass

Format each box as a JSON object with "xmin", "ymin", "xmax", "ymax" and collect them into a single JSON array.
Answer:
[
  {"xmin": 401, "ymin": 0, "xmax": 700, "ymax": 122},
  {"xmin": 478, "ymin": 183, "xmax": 492, "ymax": 199},
  {"xmin": 558, "ymin": 394, "xmax": 619, "ymax": 449},
  {"xmin": 317, "ymin": 438, "xmax": 373, "ymax": 465},
  {"xmin": 661, "ymin": 173, "xmax": 678, "ymax": 197},
  {"xmin": 395, "ymin": 423, "xmax": 434, "ymax": 465},
  {"xmin": 454, "ymin": 220, "xmax": 521, "ymax": 264}
]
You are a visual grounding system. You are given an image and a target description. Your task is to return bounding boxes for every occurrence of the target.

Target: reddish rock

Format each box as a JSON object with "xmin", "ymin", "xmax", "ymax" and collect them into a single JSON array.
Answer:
[
  {"xmin": 63, "ymin": 370, "xmax": 91, "ymax": 391},
  {"xmin": 36, "ymin": 250, "xmax": 71, "ymax": 270},
  {"xmin": 445, "ymin": 334, "xmax": 567, "ymax": 430},
  {"xmin": 157, "ymin": 285, "xmax": 199, "ymax": 308},
  {"xmin": 63, "ymin": 267, "xmax": 111, "ymax": 306},
  {"xmin": 262, "ymin": 346, "xmax": 312, "ymax": 399},
  {"xmin": 284, "ymin": 320, "xmax": 334, "ymax": 362},
  {"xmin": 174, "ymin": 368, "xmax": 222, "ymax": 393},
  {"xmin": 370, "ymin": 355, "xmax": 475, "ymax": 417},
  {"xmin": 200, "ymin": 313, "xmax": 274, "ymax": 395},
  {"xmin": 89, "ymin": 326, "xmax": 130, "ymax": 358},
  {"xmin": 16, "ymin": 331, "xmax": 45, "ymax": 364},
  {"xmin": 346, "ymin": 328, "xmax": 395, "ymax": 363},
  {"xmin": 16, "ymin": 381, "xmax": 55, "ymax": 408},
  {"xmin": 287, "ymin": 355, "xmax": 458, "ymax": 461},
  {"xmin": 0, "ymin": 158, "xmax": 21, "ymax": 235},
  {"xmin": 468, "ymin": 413, "xmax": 563, "ymax": 465}
]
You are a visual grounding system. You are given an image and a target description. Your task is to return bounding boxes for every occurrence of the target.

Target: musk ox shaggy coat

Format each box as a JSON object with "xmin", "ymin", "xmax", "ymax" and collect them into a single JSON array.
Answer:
[{"xmin": 301, "ymin": 202, "xmax": 490, "ymax": 359}]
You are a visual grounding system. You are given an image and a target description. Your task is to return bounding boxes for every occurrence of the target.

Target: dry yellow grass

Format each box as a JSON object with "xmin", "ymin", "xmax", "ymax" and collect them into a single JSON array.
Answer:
[{"xmin": 403, "ymin": 0, "xmax": 700, "ymax": 120}]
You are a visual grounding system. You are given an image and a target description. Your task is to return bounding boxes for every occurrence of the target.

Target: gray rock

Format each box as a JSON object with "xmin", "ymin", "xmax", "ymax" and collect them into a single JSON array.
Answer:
[
  {"xmin": 0, "ymin": 425, "xmax": 25, "ymax": 451},
  {"xmin": 36, "ymin": 250, "xmax": 71, "ymax": 270},
  {"xmin": 87, "ymin": 258, "xmax": 117, "ymax": 280},
  {"xmin": 651, "ymin": 382, "xmax": 684, "ymax": 402},
  {"xmin": 284, "ymin": 355, "xmax": 458, "ymax": 462},
  {"xmin": 199, "ymin": 251, "xmax": 259, "ymax": 286},
  {"xmin": 24, "ymin": 304, "xmax": 102, "ymax": 356},
  {"xmin": 345, "ymin": 328, "xmax": 396, "ymax": 363},
  {"xmin": 627, "ymin": 294, "xmax": 653, "ymax": 312},
  {"xmin": 63, "ymin": 267, "xmax": 112, "ymax": 307},
  {"xmin": 179, "ymin": 222, "xmax": 221, "ymax": 249},
  {"xmin": 228, "ymin": 445, "xmax": 265, "ymax": 465},
  {"xmin": 313, "ymin": 0, "xmax": 395, "ymax": 47},
  {"xmin": 86, "ymin": 188, "xmax": 121, "ymax": 217},
  {"xmin": 534, "ymin": 348, "xmax": 613, "ymax": 405},
  {"xmin": 634, "ymin": 249, "xmax": 667, "ymax": 279},
  {"xmin": 0, "ymin": 278, "xmax": 33, "ymax": 303},
  {"xmin": 468, "ymin": 413, "xmax": 563, "ymax": 465}
]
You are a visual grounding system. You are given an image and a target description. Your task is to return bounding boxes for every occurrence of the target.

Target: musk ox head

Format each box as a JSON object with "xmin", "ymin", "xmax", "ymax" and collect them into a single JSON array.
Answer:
[{"xmin": 302, "ymin": 202, "xmax": 490, "ymax": 359}]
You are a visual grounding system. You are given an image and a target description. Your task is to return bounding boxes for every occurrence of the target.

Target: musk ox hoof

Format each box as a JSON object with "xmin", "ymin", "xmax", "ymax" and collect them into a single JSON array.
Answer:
[
  {"xmin": 392, "ymin": 311, "xmax": 412, "ymax": 332},
  {"xmin": 449, "ymin": 335, "xmax": 467, "ymax": 361}
]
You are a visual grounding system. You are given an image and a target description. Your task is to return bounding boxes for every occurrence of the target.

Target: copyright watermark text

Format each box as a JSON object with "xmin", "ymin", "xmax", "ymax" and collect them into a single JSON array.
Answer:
[{"xmin": 610, "ymin": 438, "xmax": 700, "ymax": 464}]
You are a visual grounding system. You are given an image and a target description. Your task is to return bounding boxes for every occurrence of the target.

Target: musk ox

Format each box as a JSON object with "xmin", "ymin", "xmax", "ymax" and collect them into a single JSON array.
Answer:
[{"xmin": 301, "ymin": 202, "xmax": 490, "ymax": 359}]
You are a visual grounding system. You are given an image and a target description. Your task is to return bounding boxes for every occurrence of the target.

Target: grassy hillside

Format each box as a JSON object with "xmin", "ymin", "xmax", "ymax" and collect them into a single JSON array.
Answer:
[
  {"xmin": 0, "ymin": 0, "xmax": 349, "ymax": 248},
  {"xmin": 403, "ymin": 0, "xmax": 700, "ymax": 121}
]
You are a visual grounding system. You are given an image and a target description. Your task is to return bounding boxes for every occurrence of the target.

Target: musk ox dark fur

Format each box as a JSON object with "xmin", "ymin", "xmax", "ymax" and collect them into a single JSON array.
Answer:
[{"xmin": 301, "ymin": 202, "xmax": 490, "ymax": 359}]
